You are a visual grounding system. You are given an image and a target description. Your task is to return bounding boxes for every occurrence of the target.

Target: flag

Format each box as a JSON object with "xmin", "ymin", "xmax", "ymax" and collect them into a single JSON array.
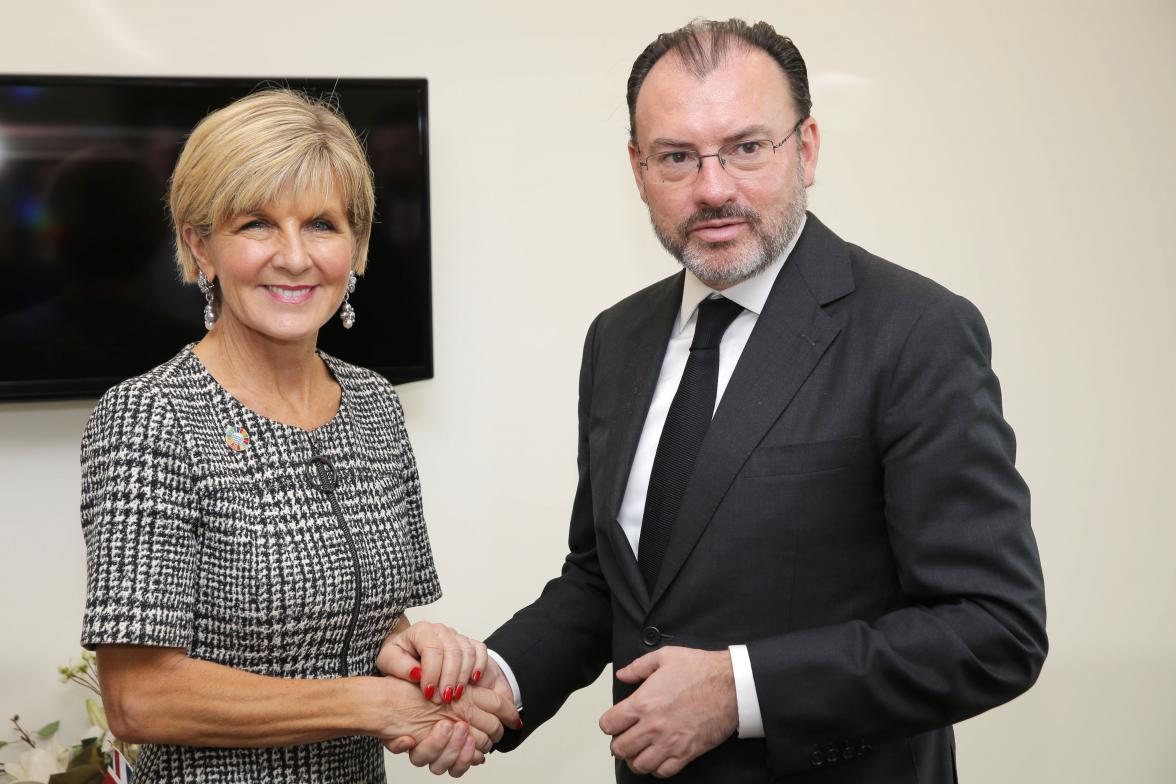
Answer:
[{"xmin": 103, "ymin": 748, "xmax": 132, "ymax": 784}]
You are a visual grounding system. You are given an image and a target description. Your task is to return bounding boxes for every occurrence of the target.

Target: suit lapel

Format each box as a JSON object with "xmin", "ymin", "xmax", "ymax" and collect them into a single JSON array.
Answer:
[
  {"xmin": 648, "ymin": 215, "xmax": 854, "ymax": 608},
  {"xmin": 599, "ymin": 274, "xmax": 683, "ymax": 610},
  {"xmin": 601, "ymin": 274, "xmax": 683, "ymax": 522}
]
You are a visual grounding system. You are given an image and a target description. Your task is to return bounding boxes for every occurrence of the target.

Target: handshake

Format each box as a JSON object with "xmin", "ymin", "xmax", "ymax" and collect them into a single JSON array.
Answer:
[
  {"xmin": 370, "ymin": 620, "xmax": 519, "ymax": 777},
  {"xmin": 370, "ymin": 620, "xmax": 739, "ymax": 779}
]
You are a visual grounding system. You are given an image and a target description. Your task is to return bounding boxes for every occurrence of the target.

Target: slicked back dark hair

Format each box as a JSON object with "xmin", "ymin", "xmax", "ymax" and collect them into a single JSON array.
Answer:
[{"xmin": 626, "ymin": 18, "xmax": 812, "ymax": 144}]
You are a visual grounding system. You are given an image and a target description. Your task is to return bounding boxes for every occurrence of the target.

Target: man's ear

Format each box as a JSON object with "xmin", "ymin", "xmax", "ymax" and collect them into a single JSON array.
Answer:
[
  {"xmin": 628, "ymin": 141, "xmax": 649, "ymax": 204},
  {"xmin": 798, "ymin": 117, "xmax": 821, "ymax": 188},
  {"xmin": 182, "ymin": 224, "xmax": 214, "ymax": 282}
]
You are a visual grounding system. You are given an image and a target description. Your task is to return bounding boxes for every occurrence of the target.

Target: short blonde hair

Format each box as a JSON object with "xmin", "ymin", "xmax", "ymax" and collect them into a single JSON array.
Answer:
[{"xmin": 168, "ymin": 88, "xmax": 375, "ymax": 282}]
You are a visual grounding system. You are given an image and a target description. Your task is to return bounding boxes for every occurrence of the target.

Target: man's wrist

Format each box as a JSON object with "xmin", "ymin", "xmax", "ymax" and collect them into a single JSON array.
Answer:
[{"xmin": 486, "ymin": 649, "xmax": 524, "ymax": 710}]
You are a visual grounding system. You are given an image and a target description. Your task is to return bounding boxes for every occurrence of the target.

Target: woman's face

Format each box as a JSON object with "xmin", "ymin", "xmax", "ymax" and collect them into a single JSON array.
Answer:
[{"xmin": 187, "ymin": 184, "xmax": 354, "ymax": 346}]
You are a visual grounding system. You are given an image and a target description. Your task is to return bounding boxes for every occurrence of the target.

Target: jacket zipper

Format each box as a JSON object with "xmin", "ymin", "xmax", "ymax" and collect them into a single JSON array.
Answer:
[{"xmin": 307, "ymin": 451, "xmax": 363, "ymax": 678}]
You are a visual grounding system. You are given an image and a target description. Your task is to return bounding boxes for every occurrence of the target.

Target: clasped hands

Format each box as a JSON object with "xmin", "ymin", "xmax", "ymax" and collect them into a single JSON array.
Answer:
[
  {"xmin": 377, "ymin": 624, "xmax": 736, "ymax": 780},
  {"xmin": 599, "ymin": 646, "xmax": 739, "ymax": 779},
  {"xmin": 375, "ymin": 621, "xmax": 519, "ymax": 777}
]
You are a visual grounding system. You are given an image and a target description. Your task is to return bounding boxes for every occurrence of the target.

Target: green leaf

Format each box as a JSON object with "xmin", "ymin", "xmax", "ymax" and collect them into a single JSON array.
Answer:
[
  {"xmin": 37, "ymin": 720, "xmax": 61, "ymax": 738},
  {"xmin": 0, "ymin": 739, "xmax": 8, "ymax": 749},
  {"xmin": 86, "ymin": 699, "xmax": 108, "ymax": 732}
]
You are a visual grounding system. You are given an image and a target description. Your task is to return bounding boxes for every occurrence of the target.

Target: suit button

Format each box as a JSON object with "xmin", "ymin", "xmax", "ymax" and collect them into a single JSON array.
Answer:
[
  {"xmin": 825, "ymin": 743, "xmax": 840, "ymax": 763},
  {"xmin": 641, "ymin": 626, "xmax": 661, "ymax": 647},
  {"xmin": 810, "ymin": 749, "xmax": 825, "ymax": 768}
]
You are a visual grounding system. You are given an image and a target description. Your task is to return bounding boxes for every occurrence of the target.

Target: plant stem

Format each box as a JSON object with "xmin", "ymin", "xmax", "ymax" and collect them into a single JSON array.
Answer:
[
  {"xmin": 82, "ymin": 667, "xmax": 102, "ymax": 695},
  {"xmin": 64, "ymin": 669, "xmax": 103, "ymax": 696},
  {"xmin": 9, "ymin": 715, "xmax": 36, "ymax": 749}
]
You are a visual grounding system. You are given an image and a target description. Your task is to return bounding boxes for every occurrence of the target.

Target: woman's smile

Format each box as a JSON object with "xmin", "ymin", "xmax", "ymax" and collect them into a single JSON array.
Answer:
[{"xmin": 263, "ymin": 284, "xmax": 317, "ymax": 304}]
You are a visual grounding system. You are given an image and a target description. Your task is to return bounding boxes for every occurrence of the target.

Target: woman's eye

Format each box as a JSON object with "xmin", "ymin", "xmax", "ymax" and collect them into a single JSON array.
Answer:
[
  {"xmin": 239, "ymin": 219, "xmax": 267, "ymax": 231},
  {"xmin": 310, "ymin": 219, "xmax": 336, "ymax": 232}
]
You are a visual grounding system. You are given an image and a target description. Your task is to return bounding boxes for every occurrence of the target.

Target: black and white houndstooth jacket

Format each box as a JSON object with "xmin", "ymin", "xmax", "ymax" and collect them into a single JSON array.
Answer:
[{"xmin": 79, "ymin": 346, "xmax": 441, "ymax": 783}]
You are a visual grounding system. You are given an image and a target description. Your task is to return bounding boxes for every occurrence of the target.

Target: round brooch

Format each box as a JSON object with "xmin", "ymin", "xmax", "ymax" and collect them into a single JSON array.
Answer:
[{"xmin": 225, "ymin": 425, "xmax": 251, "ymax": 452}]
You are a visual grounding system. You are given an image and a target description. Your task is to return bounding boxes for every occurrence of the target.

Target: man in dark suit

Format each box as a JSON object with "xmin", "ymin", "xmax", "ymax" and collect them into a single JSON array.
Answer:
[{"xmin": 480, "ymin": 18, "xmax": 1047, "ymax": 782}]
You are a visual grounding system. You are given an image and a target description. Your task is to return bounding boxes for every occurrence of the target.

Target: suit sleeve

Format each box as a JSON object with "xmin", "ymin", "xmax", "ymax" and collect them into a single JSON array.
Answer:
[
  {"xmin": 746, "ymin": 293, "xmax": 1047, "ymax": 775},
  {"xmin": 485, "ymin": 315, "xmax": 613, "ymax": 749}
]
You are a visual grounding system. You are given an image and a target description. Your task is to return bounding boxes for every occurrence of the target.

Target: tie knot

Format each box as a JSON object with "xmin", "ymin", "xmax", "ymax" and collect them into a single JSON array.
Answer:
[{"xmin": 691, "ymin": 296, "xmax": 744, "ymax": 350}]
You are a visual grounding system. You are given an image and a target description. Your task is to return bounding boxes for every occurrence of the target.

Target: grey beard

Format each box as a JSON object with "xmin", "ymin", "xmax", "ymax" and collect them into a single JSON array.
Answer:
[{"xmin": 651, "ymin": 170, "xmax": 807, "ymax": 287}]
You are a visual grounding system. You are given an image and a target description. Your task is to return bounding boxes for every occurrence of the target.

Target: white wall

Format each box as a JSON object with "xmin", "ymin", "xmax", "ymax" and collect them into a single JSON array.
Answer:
[{"xmin": 2, "ymin": 1, "xmax": 1174, "ymax": 781}]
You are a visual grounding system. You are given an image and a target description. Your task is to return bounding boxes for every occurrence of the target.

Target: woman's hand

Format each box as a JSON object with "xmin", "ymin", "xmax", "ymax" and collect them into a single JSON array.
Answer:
[
  {"xmin": 385, "ymin": 720, "xmax": 483, "ymax": 777},
  {"xmin": 376, "ymin": 678, "xmax": 518, "ymax": 777},
  {"xmin": 366, "ymin": 676, "xmax": 502, "ymax": 748},
  {"xmin": 378, "ymin": 620, "xmax": 488, "ymax": 705}
]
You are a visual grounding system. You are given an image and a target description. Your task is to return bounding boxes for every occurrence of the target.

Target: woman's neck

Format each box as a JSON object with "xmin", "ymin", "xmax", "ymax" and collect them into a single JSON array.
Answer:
[{"xmin": 192, "ymin": 317, "xmax": 339, "ymax": 431}]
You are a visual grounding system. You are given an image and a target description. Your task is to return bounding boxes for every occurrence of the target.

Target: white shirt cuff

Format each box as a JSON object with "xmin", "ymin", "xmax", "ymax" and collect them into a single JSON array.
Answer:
[
  {"xmin": 728, "ymin": 644, "xmax": 764, "ymax": 738},
  {"xmin": 487, "ymin": 649, "xmax": 523, "ymax": 711}
]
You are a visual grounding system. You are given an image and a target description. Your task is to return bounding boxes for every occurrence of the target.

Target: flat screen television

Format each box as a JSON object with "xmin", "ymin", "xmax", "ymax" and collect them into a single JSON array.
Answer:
[{"xmin": 0, "ymin": 75, "xmax": 432, "ymax": 401}]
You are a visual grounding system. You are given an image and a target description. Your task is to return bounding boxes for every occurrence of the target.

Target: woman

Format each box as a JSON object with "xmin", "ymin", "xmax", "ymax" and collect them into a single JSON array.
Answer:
[{"xmin": 79, "ymin": 89, "xmax": 516, "ymax": 782}]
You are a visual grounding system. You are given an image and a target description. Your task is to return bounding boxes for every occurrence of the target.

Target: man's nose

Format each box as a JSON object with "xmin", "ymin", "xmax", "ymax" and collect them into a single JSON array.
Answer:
[{"xmin": 691, "ymin": 155, "xmax": 738, "ymax": 207}]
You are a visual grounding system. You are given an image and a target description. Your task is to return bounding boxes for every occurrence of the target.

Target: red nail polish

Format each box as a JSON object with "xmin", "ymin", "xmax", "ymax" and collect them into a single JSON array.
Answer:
[
  {"xmin": 455, "ymin": 684, "xmax": 464, "ymax": 700},
  {"xmin": 425, "ymin": 684, "xmax": 436, "ymax": 700},
  {"xmin": 443, "ymin": 686, "xmax": 454, "ymax": 703},
  {"xmin": 409, "ymin": 666, "xmax": 421, "ymax": 683},
  {"xmin": 471, "ymin": 670, "xmax": 482, "ymax": 683}
]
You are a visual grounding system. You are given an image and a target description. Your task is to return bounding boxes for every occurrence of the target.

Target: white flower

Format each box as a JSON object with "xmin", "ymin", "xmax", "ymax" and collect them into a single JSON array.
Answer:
[
  {"xmin": 1, "ymin": 740, "xmax": 69, "ymax": 782},
  {"xmin": 79, "ymin": 725, "xmax": 109, "ymax": 746}
]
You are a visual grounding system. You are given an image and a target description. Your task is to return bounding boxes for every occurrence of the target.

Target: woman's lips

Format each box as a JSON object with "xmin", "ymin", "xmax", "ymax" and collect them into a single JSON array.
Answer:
[{"xmin": 264, "ymin": 285, "xmax": 316, "ymax": 304}]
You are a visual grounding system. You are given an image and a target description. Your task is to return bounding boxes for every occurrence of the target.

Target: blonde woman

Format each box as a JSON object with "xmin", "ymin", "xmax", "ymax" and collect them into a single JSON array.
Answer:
[{"xmin": 79, "ymin": 89, "xmax": 516, "ymax": 782}]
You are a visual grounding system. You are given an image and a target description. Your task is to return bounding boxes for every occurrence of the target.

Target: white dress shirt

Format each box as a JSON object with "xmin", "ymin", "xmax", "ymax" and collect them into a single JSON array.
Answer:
[{"xmin": 492, "ymin": 217, "xmax": 807, "ymax": 739}]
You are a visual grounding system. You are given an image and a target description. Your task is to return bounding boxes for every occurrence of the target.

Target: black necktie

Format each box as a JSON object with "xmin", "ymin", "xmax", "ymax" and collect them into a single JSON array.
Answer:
[{"xmin": 638, "ymin": 295, "xmax": 744, "ymax": 592}]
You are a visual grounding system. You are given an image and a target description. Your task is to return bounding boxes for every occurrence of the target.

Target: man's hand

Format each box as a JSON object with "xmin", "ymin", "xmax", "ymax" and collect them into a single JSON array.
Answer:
[
  {"xmin": 479, "ymin": 656, "xmax": 524, "ymax": 731},
  {"xmin": 598, "ymin": 647, "xmax": 738, "ymax": 778}
]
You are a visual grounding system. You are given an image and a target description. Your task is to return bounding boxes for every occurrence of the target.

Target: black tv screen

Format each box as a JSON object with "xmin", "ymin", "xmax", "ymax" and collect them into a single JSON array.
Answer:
[{"xmin": 0, "ymin": 75, "xmax": 432, "ymax": 401}]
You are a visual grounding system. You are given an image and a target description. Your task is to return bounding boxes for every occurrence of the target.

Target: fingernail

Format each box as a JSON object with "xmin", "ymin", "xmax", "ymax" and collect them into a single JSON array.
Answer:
[
  {"xmin": 455, "ymin": 684, "xmax": 465, "ymax": 700},
  {"xmin": 443, "ymin": 686, "xmax": 454, "ymax": 703},
  {"xmin": 425, "ymin": 683, "xmax": 436, "ymax": 700},
  {"xmin": 409, "ymin": 666, "xmax": 421, "ymax": 683},
  {"xmin": 515, "ymin": 718, "xmax": 524, "ymax": 730},
  {"xmin": 471, "ymin": 670, "xmax": 482, "ymax": 683}
]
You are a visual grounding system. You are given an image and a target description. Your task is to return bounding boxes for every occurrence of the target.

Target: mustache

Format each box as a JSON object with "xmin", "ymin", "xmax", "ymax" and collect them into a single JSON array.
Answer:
[{"xmin": 680, "ymin": 204, "xmax": 762, "ymax": 235}]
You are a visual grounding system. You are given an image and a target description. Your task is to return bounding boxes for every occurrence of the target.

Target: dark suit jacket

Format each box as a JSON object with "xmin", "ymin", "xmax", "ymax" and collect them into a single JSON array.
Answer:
[{"xmin": 486, "ymin": 214, "xmax": 1047, "ymax": 782}]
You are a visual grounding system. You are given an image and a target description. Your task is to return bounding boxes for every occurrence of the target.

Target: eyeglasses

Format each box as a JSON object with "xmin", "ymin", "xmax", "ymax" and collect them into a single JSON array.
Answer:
[{"xmin": 638, "ymin": 120, "xmax": 804, "ymax": 184}]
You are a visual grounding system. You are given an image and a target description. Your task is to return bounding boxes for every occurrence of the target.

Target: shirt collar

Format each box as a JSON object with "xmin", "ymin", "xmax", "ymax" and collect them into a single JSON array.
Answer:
[{"xmin": 677, "ymin": 214, "xmax": 807, "ymax": 334}]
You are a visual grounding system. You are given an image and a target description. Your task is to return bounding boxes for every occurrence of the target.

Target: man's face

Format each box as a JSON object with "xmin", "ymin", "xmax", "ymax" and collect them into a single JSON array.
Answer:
[{"xmin": 628, "ymin": 47, "xmax": 820, "ymax": 288}]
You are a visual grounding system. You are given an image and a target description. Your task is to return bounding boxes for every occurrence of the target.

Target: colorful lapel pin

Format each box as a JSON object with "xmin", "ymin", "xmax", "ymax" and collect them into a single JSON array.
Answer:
[{"xmin": 225, "ymin": 425, "xmax": 251, "ymax": 452}]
